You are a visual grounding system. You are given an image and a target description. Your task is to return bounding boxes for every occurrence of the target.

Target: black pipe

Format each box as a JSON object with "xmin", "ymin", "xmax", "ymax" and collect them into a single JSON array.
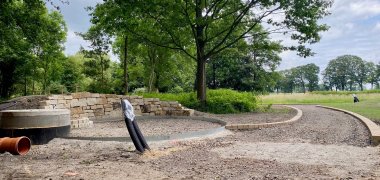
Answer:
[
  {"xmin": 121, "ymin": 99, "xmax": 150, "ymax": 153},
  {"xmin": 124, "ymin": 117, "xmax": 144, "ymax": 153},
  {"xmin": 132, "ymin": 120, "xmax": 150, "ymax": 150}
]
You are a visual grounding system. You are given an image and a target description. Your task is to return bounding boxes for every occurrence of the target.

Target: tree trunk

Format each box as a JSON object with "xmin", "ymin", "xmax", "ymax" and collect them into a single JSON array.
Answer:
[
  {"xmin": 196, "ymin": 57, "xmax": 206, "ymax": 105},
  {"xmin": 212, "ymin": 61, "xmax": 216, "ymax": 89},
  {"xmin": 359, "ymin": 82, "xmax": 363, "ymax": 91},
  {"xmin": 32, "ymin": 61, "xmax": 36, "ymax": 95},
  {"xmin": 100, "ymin": 56, "xmax": 104, "ymax": 92},
  {"xmin": 0, "ymin": 61, "xmax": 16, "ymax": 98},
  {"xmin": 147, "ymin": 48, "xmax": 157, "ymax": 93},
  {"xmin": 195, "ymin": 0, "xmax": 206, "ymax": 106},
  {"xmin": 123, "ymin": 36, "xmax": 128, "ymax": 94},
  {"xmin": 300, "ymin": 78, "xmax": 306, "ymax": 93},
  {"xmin": 43, "ymin": 57, "xmax": 48, "ymax": 94},
  {"xmin": 155, "ymin": 71, "xmax": 160, "ymax": 92},
  {"xmin": 24, "ymin": 73, "xmax": 27, "ymax": 96}
]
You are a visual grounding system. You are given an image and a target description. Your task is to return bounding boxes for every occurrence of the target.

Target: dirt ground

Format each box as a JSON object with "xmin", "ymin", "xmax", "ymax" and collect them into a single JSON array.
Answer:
[
  {"xmin": 1, "ymin": 105, "xmax": 380, "ymax": 179},
  {"xmin": 69, "ymin": 118, "xmax": 222, "ymax": 138}
]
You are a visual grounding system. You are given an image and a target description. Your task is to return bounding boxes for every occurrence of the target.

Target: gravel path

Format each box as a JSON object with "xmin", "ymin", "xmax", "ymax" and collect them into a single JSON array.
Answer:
[
  {"xmin": 215, "ymin": 105, "xmax": 297, "ymax": 125},
  {"xmin": 1, "ymin": 105, "xmax": 379, "ymax": 179},
  {"xmin": 69, "ymin": 119, "xmax": 221, "ymax": 137},
  {"xmin": 232, "ymin": 105, "xmax": 371, "ymax": 146},
  {"xmin": 149, "ymin": 105, "xmax": 379, "ymax": 179}
]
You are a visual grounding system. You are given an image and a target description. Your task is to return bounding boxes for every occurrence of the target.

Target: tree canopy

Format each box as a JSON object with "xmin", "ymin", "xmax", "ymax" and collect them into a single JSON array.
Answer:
[
  {"xmin": 88, "ymin": 0, "xmax": 332, "ymax": 104},
  {"xmin": 322, "ymin": 55, "xmax": 378, "ymax": 91},
  {"xmin": 0, "ymin": 0, "xmax": 67, "ymax": 98}
]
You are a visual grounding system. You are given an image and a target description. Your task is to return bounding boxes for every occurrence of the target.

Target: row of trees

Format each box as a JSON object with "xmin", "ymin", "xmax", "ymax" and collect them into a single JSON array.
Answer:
[
  {"xmin": 1, "ymin": 0, "xmax": 333, "ymax": 103},
  {"xmin": 87, "ymin": 0, "xmax": 332, "ymax": 104},
  {"xmin": 276, "ymin": 63, "xmax": 320, "ymax": 93},
  {"xmin": 0, "ymin": 1, "xmax": 66, "ymax": 98},
  {"xmin": 0, "ymin": 1, "xmax": 198, "ymax": 99},
  {"xmin": 274, "ymin": 55, "xmax": 380, "ymax": 93},
  {"xmin": 323, "ymin": 55, "xmax": 380, "ymax": 91}
]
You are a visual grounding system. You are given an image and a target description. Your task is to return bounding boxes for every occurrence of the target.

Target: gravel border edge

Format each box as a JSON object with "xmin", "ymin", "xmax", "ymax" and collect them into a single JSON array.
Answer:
[
  {"xmin": 316, "ymin": 105, "xmax": 380, "ymax": 146},
  {"xmin": 225, "ymin": 105, "xmax": 302, "ymax": 131}
]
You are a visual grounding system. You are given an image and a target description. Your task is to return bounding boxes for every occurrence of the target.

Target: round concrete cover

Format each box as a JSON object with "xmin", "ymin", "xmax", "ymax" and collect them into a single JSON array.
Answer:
[{"xmin": 0, "ymin": 109, "xmax": 70, "ymax": 129}]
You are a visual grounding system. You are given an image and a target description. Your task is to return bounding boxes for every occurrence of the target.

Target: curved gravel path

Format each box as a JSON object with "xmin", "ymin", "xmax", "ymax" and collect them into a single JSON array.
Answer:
[
  {"xmin": 152, "ymin": 105, "xmax": 379, "ymax": 179},
  {"xmin": 215, "ymin": 105, "xmax": 297, "ymax": 125},
  {"xmin": 234, "ymin": 105, "xmax": 371, "ymax": 147}
]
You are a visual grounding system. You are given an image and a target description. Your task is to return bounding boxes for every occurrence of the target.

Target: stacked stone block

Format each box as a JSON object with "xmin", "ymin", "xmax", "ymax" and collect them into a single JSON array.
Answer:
[{"xmin": 38, "ymin": 92, "xmax": 194, "ymax": 128}]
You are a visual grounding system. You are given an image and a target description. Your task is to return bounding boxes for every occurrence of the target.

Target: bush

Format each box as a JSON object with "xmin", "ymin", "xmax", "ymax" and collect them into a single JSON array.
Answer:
[
  {"xmin": 48, "ymin": 82, "xmax": 67, "ymax": 94},
  {"xmin": 169, "ymin": 86, "xmax": 184, "ymax": 93},
  {"xmin": 133, "ymin": 87, "xmax": 147, "ymax": 94},
  {"xmin": 139, "ymin": 89, "xmax": 257, "ymax": 114},
  {"xmin": 204, "ymin": 89, "xmax": 257, "ymax": 113}
]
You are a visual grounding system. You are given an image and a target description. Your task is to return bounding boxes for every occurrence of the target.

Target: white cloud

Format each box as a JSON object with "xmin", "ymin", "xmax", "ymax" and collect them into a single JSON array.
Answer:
[
  {"xmin": 278, "ymin": 0, "xmax": 380, "ymax": 72},
  {"xmin": 328, "ymin": 0, "xmax": 380, "ymax": 22},
  {"xmin": 374, "ymin": 22, "xmax": 380, "ymax": 31},
  {"xmin": 349, "ymin": 0, "xmax": 380, "ymax": 18},
  {"xmin": 345, "ymin": 23, "xmax": 354, "ymax": 30},
  {"xmin": 64, "ymin": 30, "xmax": 89, "ymax": 55}
]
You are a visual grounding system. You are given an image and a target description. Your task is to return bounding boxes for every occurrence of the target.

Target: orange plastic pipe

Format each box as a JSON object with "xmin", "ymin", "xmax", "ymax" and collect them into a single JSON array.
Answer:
[{"xmin": 0, "ymin": 136, "xmax": 31, "ymax": 155}]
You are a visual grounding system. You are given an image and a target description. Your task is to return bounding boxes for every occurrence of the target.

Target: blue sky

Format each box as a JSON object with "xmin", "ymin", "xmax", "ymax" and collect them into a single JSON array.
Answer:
[{"xmin": 53, "ymin": 0, "xmax": 380, "ymax": 71}]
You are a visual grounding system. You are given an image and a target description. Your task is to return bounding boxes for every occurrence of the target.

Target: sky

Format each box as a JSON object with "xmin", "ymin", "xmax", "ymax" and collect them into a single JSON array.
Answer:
[{"xmin": 52, "ymin": 0, "xmax": 380, "ymax": 71}]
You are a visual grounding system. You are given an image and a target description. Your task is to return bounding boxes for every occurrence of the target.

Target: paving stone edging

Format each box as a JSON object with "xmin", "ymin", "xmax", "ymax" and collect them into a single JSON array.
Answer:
[
  {"xmin": 225, "ymin": 105, "xmax": 302, "ymax": 130},
  {"xmin": 316, "ymin": 105, "xmax": 380, "ymax": 146}
]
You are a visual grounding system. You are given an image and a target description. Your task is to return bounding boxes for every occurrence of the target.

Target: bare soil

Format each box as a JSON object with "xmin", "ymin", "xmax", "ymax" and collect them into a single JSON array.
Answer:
[
  {"xmin": 1, "ymin": 105, "xmax": 380, "ymax": 179},
  {"xmin": 0, "ymin": 95, "xmax": 47, "ymax": 110}
]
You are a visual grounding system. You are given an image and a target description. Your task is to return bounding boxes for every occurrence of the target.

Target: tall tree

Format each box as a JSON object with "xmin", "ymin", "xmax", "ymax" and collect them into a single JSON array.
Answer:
[
  {"xmin": 366, "ymin": 62, "xmax": 378, "ymax": 89},
  {"xmin": 78, "ymin": 27, "xmax": 111, "ymax": 93},
  {"xmin": 278, "ymin": 70, "xmax": 296, "ymax": 93},
  {"xmin": 377, "ymin": 62, "xmax": 380, "ymax": 89},
  {"xmin": 355, "ymin": 59, "xmax": 368, "ymax": 91},
  {"xmin": 323, "ymin": 55, "xmax": 369, "ymax": 91},
  {"xmin": 0, "ymin": 1, "xmax": 67, "ymax": 98},
  {"xmin": 35, "ymin": 11, "xmax": 67, "ymax": 93},
  {"xmin": 89, "ymin": 0, "xmax": 332, "ymax": 105},
  {"xmin": 206, "ymin": 29, "xmax": 282, "ymax": 92},
  {"xmin": 302, "ymin": 63, "xmax": 320, "ymax": 92}
]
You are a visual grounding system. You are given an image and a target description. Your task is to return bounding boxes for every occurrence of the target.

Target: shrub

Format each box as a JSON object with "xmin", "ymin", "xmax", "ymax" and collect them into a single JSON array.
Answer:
[
  {"xmin": 139, "ymin": 89, "xmax": 257, "ymax": 114},
  {"xmin": 169, "ymin": 86, "xmax": 184, "ymax": 93},
  {"xmin": 48, "ymin": 82, "xmax": 67, "ymax": 94},
  {"xmin": 133, "ymin": 87, "xmax": 147, "ymax": 94},
  {"xmin": 204, "ymin": 89, "xmax": 257, "ymax": 113}
]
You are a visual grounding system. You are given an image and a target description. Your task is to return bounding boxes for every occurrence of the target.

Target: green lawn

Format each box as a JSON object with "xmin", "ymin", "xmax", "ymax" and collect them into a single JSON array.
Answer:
[{"xmin": 260, "ymin": 93, "xmax": 380, "ymax": 122}]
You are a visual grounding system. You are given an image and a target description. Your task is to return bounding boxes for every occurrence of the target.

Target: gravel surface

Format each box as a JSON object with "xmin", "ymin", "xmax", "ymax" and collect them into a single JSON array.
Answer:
[
  {"xmin": 1, "ymin": 105, "xmax": 379, "ymax": 179},
  {"xmin": 69, "ymin": 119, "xmax": 222, "ymax": 137},
  {"xmin": 215, "ymin": 105, "xmax": 296, "ymax": 124},
  {"xmin": 231, "ymin": 105, "xmax": 371, "ymax": 147}
]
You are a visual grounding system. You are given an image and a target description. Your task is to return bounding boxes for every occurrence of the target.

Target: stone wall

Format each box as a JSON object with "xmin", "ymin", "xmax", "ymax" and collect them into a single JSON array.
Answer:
[{"xmin": 38, "ymin": 92, "xmax": 194, "ymax": 128}]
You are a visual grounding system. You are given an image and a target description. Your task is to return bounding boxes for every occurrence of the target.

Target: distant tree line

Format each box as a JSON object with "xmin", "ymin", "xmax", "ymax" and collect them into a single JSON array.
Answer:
[
  {"xmin": 322, "ymin": 55, "xmax": 380, "ymax": 91},
  {"xmin": 274, "ymin": 55, "xmax": 380, "ymax": 93},
  {"xmin": 275, "ymin": 63, "xmax": 320, "ymax": 93}
]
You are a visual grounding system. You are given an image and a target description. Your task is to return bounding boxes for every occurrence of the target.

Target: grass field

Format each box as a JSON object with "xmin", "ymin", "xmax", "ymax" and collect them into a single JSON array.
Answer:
[{"xmin": 259, "ymin": 93, "xmax": 380, "ymax": 122}]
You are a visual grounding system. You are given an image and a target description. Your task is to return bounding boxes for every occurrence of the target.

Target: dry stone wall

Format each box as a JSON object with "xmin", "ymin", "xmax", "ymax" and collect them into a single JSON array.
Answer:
[{"xmin": 38, "ymin": 92, "xmax": 194, "ymax": 128}]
